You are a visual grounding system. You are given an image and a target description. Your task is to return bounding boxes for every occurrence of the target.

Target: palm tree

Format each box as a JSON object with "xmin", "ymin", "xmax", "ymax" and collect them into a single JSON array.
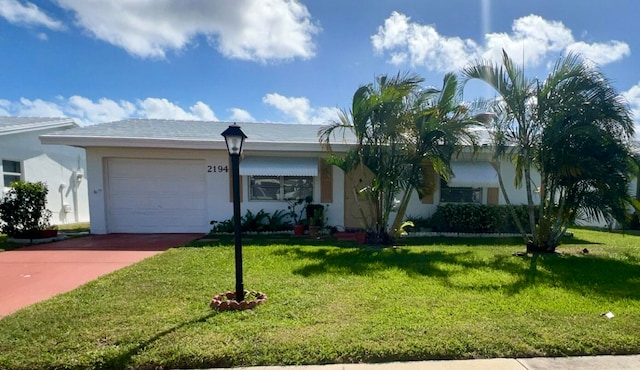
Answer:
[
  {"xmin": 463, "ymin": 51, "xmax": 539, "ymax": 242},
  {"xmin": 320, "ymin": 72, "xmax": 481, "ymax": 240},
  {"xmin": 389, "ymin": 73, "xmax": 481, "ymax": 235},
  {"xmin": 319, "ymin": 73, "xmax": 422, "ymax": 240},
  {"xmin": 464, "ymin": 51, "xmax": 636, "ymax": 252}
]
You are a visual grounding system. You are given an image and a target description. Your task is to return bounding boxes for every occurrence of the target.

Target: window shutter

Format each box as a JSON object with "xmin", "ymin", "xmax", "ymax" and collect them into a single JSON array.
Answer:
[
  {"xmin": 228, "ymin": 157, "xmax": 243, "ymax": 203},
  {"xmin": 320, "ymin": 158, "xmax": 333, "ymax": 203},
  {"xmin": 487, "ymin": 187, "xmax": 499, "ymax": 205}
]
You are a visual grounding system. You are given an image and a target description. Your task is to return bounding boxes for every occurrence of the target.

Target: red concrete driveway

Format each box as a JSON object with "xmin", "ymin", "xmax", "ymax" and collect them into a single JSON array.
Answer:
[{"xmin": 0, "ymin": 234, "xmax": 201, "ymax": 318}]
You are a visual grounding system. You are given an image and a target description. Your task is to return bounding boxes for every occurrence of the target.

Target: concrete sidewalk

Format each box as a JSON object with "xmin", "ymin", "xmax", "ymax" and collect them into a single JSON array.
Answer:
[{"xmin": 223, "ymin": 355, "xmax": 640, "ymax": 370}]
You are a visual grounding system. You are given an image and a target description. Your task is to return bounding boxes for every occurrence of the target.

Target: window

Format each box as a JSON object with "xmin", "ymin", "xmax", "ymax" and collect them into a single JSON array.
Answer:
[
  {"xmin": 439, "ymin": 178, "xmax": 482, "ymax": 204},
  {"xmin": 2, "ymin": 160, "xmax": 22, "ymax": 187},
  {"xmin": 250, "ymin": 176, "xmax": 313, "ymax": 201}
]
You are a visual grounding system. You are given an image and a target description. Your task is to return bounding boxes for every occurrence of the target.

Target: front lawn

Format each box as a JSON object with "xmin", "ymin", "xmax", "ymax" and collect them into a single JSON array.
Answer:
[
  {"xmin": 0, "ymin": 223, "xmax": 91, "ymax": 252},
  {"xmin": 1, "ymin": 229, "xmax": 639, "ymax": 369}
]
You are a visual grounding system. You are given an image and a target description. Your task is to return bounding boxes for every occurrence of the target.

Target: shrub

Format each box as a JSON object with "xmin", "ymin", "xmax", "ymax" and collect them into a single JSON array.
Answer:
[
  {"xmin": 266, "ymin": 209, "xmax": 293, "ymax": 231},
  {"xmin": 241, "ymin": 209, "xmax": 269, "ymax": 232},
  {"xmin": 209, "ymin": 209, "xmax": 293, "ymax": 234},
  {"xmin": 0, "ymin": 181, "xmax": 52, "ymax": 237},
  {"xmin": 414, "ymin": 204, "xmax": 534, "ymax": 234},
  {"xmin": 622, "ymin": 212, "xmax": 640, "ymax": 230}
]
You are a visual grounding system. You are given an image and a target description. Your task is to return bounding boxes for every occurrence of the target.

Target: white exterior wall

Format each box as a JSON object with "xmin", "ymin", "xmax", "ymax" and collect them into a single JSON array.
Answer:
[
  {"xmin": 1, "ymin": 129, "xmax": 89, "ymax": 225},
  {"xmin": 401, "ymin": 155, "xmax": 542, "ymax": 221},
  {"xmin": 496, "ymin": 157, "xmax": 541, "ymax": 205},
  {"xmin": 86, "ymin": 147, "xmax": 345, "ymax": 234}
]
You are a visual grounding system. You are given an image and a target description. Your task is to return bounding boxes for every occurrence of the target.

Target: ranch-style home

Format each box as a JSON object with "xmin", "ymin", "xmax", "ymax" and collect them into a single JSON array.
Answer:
[
  {"xmin": 1, "ymin": 116, "xmax": 90, "ymax": 225},
  {"xmin": 40, "ymin": 119, "xmax": 636, "ymax": 234}
]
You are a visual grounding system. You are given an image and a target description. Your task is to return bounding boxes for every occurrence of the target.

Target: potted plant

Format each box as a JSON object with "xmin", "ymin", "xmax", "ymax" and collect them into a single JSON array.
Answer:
[
  {"xmin": 307, "ymin": 204, "xmax": 325, "ymax": 238},
  {"xmin": 287, "ymin": 197, "xmax": 309, "ymax": 236}
]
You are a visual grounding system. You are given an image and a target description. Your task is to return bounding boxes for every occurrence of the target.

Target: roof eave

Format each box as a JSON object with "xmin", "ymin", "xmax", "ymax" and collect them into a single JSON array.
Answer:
[
  {"xmin": 40, "ymin": 135, "xmax": 353, "ymax": 153},
  {"xmin": 1, "ymin": 120, "xmax": 77, "ymax": 136}
]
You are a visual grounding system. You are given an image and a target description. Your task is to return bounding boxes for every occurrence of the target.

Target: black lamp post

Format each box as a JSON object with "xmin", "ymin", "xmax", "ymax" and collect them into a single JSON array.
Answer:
[{"xmin": 221, "ymin": 124, "xmax": 247, "ymax": 302}]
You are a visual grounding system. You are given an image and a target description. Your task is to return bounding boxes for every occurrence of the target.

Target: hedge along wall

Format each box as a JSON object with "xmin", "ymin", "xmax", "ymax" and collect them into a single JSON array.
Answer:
[{"xmin": 421, "ymin": 204, "xmax": 534, "ymax": 234}]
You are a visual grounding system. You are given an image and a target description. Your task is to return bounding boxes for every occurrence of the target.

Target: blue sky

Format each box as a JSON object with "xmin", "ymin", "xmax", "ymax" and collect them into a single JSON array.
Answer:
[{"xmin": 1, "ymin": 0, "xmax": 639, "ymax": 132}]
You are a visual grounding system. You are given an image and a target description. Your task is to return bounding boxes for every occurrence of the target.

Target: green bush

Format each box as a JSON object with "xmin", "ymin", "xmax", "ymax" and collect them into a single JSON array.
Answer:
[
  {"xmin": 622, "ymin": 212, "xmax": 640, "ymax": 230},
  {"xmin": 412, "ymin": 204, "xmax": 533, "ymax": 234},
  {"xmin": 0, "ymin": 181, "xmax": 52, "ymax": 237},
  {"xmin": 209, "ymin": 209, "xmax": 293, "ymax": 234}
]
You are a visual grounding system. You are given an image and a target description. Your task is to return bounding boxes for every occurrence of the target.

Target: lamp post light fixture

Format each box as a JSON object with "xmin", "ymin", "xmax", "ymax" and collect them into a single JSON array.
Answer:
[{"xmin": 221, "ymin": 124, "xmax": 248, "ymax": 302}]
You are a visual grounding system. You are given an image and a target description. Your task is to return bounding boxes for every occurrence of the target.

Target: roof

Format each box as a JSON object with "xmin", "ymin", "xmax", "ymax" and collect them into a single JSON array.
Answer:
[
  {"xmin": 0, "ymin": 116, "xmax": 78, "ymax": 136},
  {"xmin": 40, "ymin": 119, "xmax": 356, "ymax": 152}
]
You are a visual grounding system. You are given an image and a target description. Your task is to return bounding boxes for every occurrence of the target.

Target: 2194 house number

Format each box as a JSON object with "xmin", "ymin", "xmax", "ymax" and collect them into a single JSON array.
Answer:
[{"xmin": 208, "ymin": 165, "xmax": 229, "ymax": 173}]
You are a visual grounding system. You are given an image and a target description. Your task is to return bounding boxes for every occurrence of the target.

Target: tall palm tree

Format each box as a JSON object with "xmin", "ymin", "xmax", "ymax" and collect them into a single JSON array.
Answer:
[
  {"xmin": 463, "ymin": 51, "xmax": 539, "ymax": 243},
  {"xmin": 320, "ymin": 72, "xmax": 481, "ymax": 239},
  {"xmin": 389, "ymin": 73, "xmax": 481, "ymax": 235},
  {"xmin": 464, "ymin": 51, "xmax": 636, "ymax": 252},
  {"xmin": 534, "ymin": 54, "xmax": 636, "ymax": 248},
  {"xmin": 319, "ymin": 73, "xmax": 423, "ymax": 238}
]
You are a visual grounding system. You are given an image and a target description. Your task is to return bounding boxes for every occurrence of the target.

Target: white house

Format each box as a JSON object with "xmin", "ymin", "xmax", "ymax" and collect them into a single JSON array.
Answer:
[
  {"xmin": 40, "ymin": 119, "xmax": 539, "ymax": 234},
  {"xmin": 1, "ymin": 117, "xmax": 90, "ymax": 225}
]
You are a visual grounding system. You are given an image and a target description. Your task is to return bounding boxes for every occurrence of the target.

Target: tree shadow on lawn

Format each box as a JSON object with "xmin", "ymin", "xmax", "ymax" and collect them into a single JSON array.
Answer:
[
  {"xmin": 398, "ymin": 235, "xmax": 598, "ymax": 247},
  {"xmin": 274, "ymin": 247, "xmax": 474, "ymax": 279},
  {"xmin": 274, "ymin": 246, "xmax": 640, "ymax": 301},
  {"xmin": 193, "ymin": 234, "xmax": 597, "ymax": 248},
  {"xmin": 98, "ymin": 311, "xmax": 219, "ymax": 369},
  {"xmin": 506, "ymin": 252, "xmax": 640, "ymax": 300}
]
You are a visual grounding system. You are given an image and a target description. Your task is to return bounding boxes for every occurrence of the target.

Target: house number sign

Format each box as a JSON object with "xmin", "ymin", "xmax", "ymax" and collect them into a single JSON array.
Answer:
[{"xmin": 207, "ymin": 165, "xmax": 229, "ymax": 173}]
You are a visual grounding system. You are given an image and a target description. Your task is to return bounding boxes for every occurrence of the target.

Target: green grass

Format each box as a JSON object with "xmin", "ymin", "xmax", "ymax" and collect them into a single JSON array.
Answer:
[
  {"xmin": 57, "ymin": 222, "xmax": 91, "ymax": 233},
  {"xmin": 1, "ymin": 229, "xmax": 640, "ymax": 369},
  {"xmin": 0, "ymin": 234, "xmax": 20, "ymax": 252},
  {"xmin": 0, "ymin": 223, "xmax": 91, "ymax": 252}
]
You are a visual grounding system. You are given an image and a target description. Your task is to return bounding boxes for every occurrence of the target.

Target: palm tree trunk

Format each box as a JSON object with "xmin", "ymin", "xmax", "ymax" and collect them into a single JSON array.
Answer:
[
  {"xmin": 390, "ymin": 184, "xmax": 413, "ymax": 238},
  {"xmin": 523, "ymin": 150, "xmax": 538, "ymax": 246},
  {"xmin": 492, "ymin": 161, "xmax": 529, "ymax": 242}
]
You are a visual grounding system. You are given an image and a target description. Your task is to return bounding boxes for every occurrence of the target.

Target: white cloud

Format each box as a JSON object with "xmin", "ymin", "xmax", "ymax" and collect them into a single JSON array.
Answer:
[
  {"xmin": 229, "ymin": 108, "xmax": 256, "ymax": 122},
  {"xmin": 483, "ymin": 15, "xmax": 574, "ymax": 66},
  {"xmin": 55, "ymin": 0, "xmax": 318, "ymax": 61},
  {"xmin": 372, "ymin": 12, "xmax": 630, "ymax": 71},
  {"xmin": 0, "ymin": 96, "xmax": 218, "ymax": 125},
  {"xmin": 2, "ymin": 94, "xmax": 338, "ymax": 126},
  {"xmin": 309, "ymin": 106, "xmax": 342, "ymax": 125},
  {"xmin": 566, "ymin": 41, "xmax": 631, "ymax": 66},
  {"xmin": 263, "ymin": 93, "xmax": 339, "ymax": 124},
  {"xmin": 622, "ymin": 82, "xmax": 640, "ymax": 128},
  {"xmin": 138, "ymin": 98, "xmax": 217, "ymax": 121},
  {"xmin": 188, "ymin": 101, "xmax": 217, "ymax": 121},
  {"xmin": 263, "ymin": 93, "xmax": 310, "ymax": 123},
  {"xmin": 16, "ymin": 98, "xmax": 66, "ymax": 117},
  {"xmin": 0, "ymin": 0, "xmax": 64, "ymax": 30},
  {"xmin": 371, "ymin": 11, "xmax": 480, "ymax": 72},
  {"xmin": 0, "ymin": 99, "xmax": 10, "ymax": 116},
  {"xmin": 66, "ymin": 96, "xmax": 136, "ymax": 123}
]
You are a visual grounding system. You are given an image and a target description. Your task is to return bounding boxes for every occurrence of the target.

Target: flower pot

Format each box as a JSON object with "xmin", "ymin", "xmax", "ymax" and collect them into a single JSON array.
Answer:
[
  {"xmin": 40, "ymin": 229, "xmax": 58, "ymax": 238},
  {"xmin": 308, "ymin": 225, "xmax": 320, "ymax": 237},
  {"xmin": 293, "ymin": 224, "xmax": 305, "ymax": 236}
]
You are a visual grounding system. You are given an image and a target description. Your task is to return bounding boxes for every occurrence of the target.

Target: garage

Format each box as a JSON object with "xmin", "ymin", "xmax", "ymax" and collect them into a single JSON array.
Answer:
[{"xmin": 105, "ymin": 158, "xmax": 207, "ymax": 233}]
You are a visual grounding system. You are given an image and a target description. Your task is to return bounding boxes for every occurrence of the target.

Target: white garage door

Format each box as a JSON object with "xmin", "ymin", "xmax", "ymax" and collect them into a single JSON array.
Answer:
[{"xmin": 106, "ymin": 158, "xmax": 207, "ymax": 233}]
